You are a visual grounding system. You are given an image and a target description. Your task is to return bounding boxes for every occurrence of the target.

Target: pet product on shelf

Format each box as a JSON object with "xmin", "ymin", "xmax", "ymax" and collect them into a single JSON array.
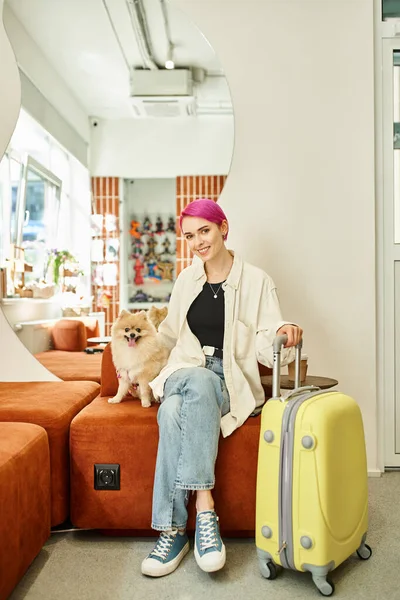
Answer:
[
  {"xmin": 157, "ymin": 261, "xmax": 174, "ymax": 281},
  {"xmin": 131, "ymin": 238, "xmax": 144, "ymax": 258},
  {"xmin": 155, "ymin": 217, "xmax": 164, "ymax": 235},
  {"xmin": 145, "ymin": 237, "xmax": 158, "ymax": 258},
  {"xmin": 130, "ymin": 220, "xmax": 141, "ymax": 239},
  {"xmin": 161, "ymin": 237, "xmax": 172, "ymax": 255},
  {"xmin": 167, "ymin": 216, "xmax": 175, "ymax": 233},
  {"xmin": 143, "ymin": 216, "xmax": 152, "ymax": 234},
  {"xmin": 146, "ymin": 260, "xmax": 162, "ymax": 281},
  {"xmin": 134, "ymin": 258, "xmax": 145, "ymax": 285}
]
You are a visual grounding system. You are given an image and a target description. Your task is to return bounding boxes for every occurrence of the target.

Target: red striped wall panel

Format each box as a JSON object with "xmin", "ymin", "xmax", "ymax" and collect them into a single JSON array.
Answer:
[
  {"xmin": 176, "ymin": 175, "xmax": 227, "ymax": 275},
  {"xmin": 91, "ymin": 177, "xmax": 120, "ymax": 335}
]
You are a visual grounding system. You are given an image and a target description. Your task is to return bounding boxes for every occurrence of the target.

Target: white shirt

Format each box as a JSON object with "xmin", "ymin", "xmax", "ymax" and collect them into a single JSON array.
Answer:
[{"xmin": 150, "ymin": 251, "xmax": 295, "ymax": 437}]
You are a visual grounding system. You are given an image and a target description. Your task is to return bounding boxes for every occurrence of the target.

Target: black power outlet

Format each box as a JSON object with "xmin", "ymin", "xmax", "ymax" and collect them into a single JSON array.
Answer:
[{"xmin": 94, "ymin": 464, "xmax": 120, "ymax": 490}]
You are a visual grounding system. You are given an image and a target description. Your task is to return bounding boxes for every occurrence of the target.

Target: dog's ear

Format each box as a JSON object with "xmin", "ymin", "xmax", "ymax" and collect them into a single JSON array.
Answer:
[{"xmin": 119, "ymin": 309, "xmax": 130, "ymax": 317}]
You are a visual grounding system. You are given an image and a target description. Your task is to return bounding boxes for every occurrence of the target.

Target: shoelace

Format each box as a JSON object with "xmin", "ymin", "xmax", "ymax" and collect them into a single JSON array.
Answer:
[
  {"xmin": 150, "ymin": 531, "xmax": 177, "ymax": 560},
  {"xmin": 198, "ymin": 513, "xmax": 219, "ymax": 551}
]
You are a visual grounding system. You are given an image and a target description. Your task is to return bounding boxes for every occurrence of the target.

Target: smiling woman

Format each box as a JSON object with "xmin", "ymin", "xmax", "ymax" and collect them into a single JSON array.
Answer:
[{"xmin": 0, "ymin": 0, "xmax": 235, "ymax": 377}]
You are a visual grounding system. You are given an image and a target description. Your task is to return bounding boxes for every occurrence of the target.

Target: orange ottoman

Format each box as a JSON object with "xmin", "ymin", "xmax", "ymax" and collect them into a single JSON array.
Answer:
[
  {"xmin": 0, "ymin": 381, "xmax": 100, "ymax": 526},
  {"xmin": 70, "ymin": 394, "xmax": 261, "ymax": 536},
  {"xmin": 34, "ymin": 350, "xmax": 102, "ymax": 383},
  {"xmin": 0, "ymin": 422, "xmax": 50, "ymax": 600}
]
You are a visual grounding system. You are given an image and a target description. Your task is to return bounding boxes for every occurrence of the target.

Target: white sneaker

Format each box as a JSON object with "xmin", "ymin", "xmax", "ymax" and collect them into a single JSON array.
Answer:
[
  {"xmin": 141, "ymin": 530, "xmax": 189, "ymax": 577},
  {"xmin": 194, "ymin": 510, "xmax": 226, "ymax": 573}
]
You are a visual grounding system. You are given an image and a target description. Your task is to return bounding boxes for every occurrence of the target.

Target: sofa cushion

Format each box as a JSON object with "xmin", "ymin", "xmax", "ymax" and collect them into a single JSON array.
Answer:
[
  {"xmin": 100, "ymin": 343, "xmax": 117, "ymax": 396},
  {"xmin": 34, "ymin": 350, "xmax": 102, "ymax": 383},
  {"xmin": 0, "ymin": 381, "xmax": 100, "ymax": 526},
  {"xmin": 70, "ymin": 394, "xmax": 261, "ymax": 535},
  {"xmin": 80, "ymin": 317, "xmax": 100, "ymax": 347},
  {"xmin": 0, "ymin": 422, "xmax": 50, "ymax": 600},
  {"xmin": 51, "ymin": 319, "xmax": 87, "ymax": 352}
]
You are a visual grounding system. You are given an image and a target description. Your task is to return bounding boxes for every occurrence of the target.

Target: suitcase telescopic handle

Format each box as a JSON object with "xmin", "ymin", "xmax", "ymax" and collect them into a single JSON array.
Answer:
[{"xmin": 272, "ymin": 334, "xmax": 303, "ymax": 400}]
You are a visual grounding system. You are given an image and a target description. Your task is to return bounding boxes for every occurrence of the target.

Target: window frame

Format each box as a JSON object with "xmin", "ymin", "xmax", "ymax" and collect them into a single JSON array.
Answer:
[{"xmin": 15, "ymin": 154, "xmax": 62, "ymax": 248}]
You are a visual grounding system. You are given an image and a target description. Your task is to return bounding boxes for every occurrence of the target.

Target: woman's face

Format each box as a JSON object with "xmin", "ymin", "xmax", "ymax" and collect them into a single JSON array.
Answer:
[{"xmin": 181, "ymin": 216, "xmax": 228, "ymax": 263}]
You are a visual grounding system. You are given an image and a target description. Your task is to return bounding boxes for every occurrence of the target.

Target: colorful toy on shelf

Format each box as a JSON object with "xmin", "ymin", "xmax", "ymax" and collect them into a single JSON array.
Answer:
[
  {"xmin": 147, "ymin": 260, "xmax": 162, "ymax": 280},
  {"xmin": 157, "ymin": 261, "xmax": 174, "ymax": 281},
  {"xmin": 131, "ymin": 238, "xmax": 144, "ymax": 258},
  {"xmin": 143, "ymin": 216, "xmax": 153, "ymax": 235},
  {"xmin": 145, "ymin": 250, "xmax": 158, "ymax": 263},
  {"xmin": 134, "ymin": 258, "xmax": 144, "ymax": 285},
  {"xmin": 167, "ymin": 216, "xmax": 175, "ymax": 233},
  {"xmin": 161, "ymin": 237, "xmax": 172, "ymax": 255},
  {"xmin": 155, "ymin": 217, "xmax": 164, "ymax": 235},
  {"xmin": 130, "ymin": 220, "xmax": 141, "ymax": 239},
  {"xmin": 129, "ymin": 289, "xmax": 148, "ymax": 303},
  {"xmin": 144, "ymin": 237, "xmax": 159, "ymax": 261},
  {"xmin": 129, "ymin": 290, "xmax": 163, "ymax": 304}
]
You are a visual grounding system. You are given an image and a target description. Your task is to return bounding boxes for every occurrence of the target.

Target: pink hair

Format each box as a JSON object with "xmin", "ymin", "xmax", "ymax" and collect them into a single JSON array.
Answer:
[{"xmin": 179, "ymin": 198, "xmax": 229, "ymax": 240}]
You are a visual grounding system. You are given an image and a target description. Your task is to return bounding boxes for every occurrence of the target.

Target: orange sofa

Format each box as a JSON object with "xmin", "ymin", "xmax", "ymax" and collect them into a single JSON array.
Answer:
[
  {"xmin": 0, "ymin": 378, "xmax": 100, "ymax": 599},
  {"xmin": 70, "ymin": 345, "xmax": 270, "ymax": 536},
  {"xmin": 0, "ymin": 422, "xmax": 51, "ymax": 600},
  {"xmin": 34, "ymin": 318, "xmax": 103, "ymax": 383},
  {"xmin": 0, "ymin": 380, "xmax": 100, "ymax": 526}
]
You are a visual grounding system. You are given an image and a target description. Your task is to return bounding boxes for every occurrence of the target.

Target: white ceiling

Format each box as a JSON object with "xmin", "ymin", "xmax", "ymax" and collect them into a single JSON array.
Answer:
[{"xmin": 6, "ymin": 0, "xmax": 231, "ymax": 119}]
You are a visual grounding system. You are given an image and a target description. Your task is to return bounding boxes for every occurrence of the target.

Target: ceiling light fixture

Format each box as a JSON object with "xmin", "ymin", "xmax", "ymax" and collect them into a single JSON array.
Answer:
[{"xmin": 165, "ymin": 44, "xmax": 175, "ymax": 70}]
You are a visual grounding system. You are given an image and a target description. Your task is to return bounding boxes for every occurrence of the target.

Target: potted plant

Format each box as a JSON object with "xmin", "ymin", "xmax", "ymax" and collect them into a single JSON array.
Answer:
[{"xmin": 45, "ymin": 249, "xmax": 81, "ymax": 286}]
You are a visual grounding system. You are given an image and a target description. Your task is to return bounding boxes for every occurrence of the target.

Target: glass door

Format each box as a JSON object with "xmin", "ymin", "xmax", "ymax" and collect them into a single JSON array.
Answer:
[{"xmin": 382, "ymin": 39, "xmax": 400, "ymax": 466}]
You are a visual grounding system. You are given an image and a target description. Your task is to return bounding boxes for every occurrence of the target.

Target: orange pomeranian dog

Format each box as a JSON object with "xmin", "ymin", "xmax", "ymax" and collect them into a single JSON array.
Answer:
[
  {"xmin": 109, "ymin": 310, "xmax": 168, "ymax": 407},
  {"xmin": 147, "ymin": 305, "xmax": 168, "ymax": 331}
]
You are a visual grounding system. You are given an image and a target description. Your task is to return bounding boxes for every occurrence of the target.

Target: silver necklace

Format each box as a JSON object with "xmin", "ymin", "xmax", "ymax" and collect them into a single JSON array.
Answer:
[{"xmin": 208, "ymin": 282, "xmax": 224, "ymax": 299}]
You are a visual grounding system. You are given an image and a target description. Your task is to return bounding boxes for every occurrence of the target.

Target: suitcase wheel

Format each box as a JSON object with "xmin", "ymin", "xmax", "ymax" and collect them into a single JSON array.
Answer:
[
  {"xmin": 313, "ymin": 576, "xmax": 335, "ymax": 597},
  {"xmin": 259, "ymin": 559, "xmax": 278, "ymax": 580},
  {"xmin": 357, "ymin": 543, "xmax": 372, "ymax": 561}
]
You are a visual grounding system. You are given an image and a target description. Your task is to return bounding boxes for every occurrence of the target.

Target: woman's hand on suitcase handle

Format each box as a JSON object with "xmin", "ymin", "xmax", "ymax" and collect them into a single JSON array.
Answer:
[{"xmin": 276, "ymin": 324, "xmax": 303, "ymax": 347}]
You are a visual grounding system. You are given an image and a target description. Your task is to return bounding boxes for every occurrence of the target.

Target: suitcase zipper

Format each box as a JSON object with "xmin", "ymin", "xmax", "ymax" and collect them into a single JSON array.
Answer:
[
  {"xmin": 276, "ymin": 541, "xmax": 287, "ymax": 556},
  {"xmin": 278, "ymin": 390, "xmax": 324, "ymax": 570}
]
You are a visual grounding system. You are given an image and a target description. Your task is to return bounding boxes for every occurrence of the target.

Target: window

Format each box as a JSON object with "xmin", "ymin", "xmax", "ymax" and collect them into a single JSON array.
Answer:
[
  {"xmin": 0, "ymin": 108, "xmax": 90, "ymax": 300},
  {"xmin": 383, "ymin": 0, "xmax": 400, "ymax": 20},
  {"xmin": 0, "ymin": 153, "xmax": 61, "ymax": 294},
  {"xmin": 20, "ymin": 158, "xmax": 62, "ymax": 284}
]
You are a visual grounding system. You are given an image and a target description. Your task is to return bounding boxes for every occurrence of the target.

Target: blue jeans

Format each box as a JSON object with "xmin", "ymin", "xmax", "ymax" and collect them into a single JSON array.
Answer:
[{"xmin": 151, "ymin": 356, "xmax": 230, "ymax": 531}]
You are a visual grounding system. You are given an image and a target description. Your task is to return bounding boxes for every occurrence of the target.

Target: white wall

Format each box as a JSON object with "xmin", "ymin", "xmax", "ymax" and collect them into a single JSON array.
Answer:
[
  {"xmin": 126, "ymin": 178, "xmax": 176, "ymax": 214},
  {"xmin": 3, "ymin": 2, "xmax": 90, "ymax": 155},
  {"xmin": 89, "ymin": 116, "xmax": 234, "ymax": 177},
  {"xmin": 0, "ymin": 0, "xmax": 19, "ymax": 159},
  {"xmin": 173, "ymin": 0, "xmax": 377, "ymax": 471},
  {"xmin": 19, "ymin": 71, "xmax": 88, "ymax": 166}
]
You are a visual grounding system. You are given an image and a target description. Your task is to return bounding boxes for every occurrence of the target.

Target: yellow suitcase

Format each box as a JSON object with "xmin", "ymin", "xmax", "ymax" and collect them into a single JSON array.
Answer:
[{"xmin": 256, "ymin": 335, "xmax": 371, "ymax": 596}]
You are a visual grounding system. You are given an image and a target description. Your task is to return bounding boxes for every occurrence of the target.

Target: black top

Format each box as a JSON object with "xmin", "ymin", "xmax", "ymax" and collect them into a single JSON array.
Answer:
[{"xmin": 187, "ymin": 281, "xmax": 225, "ymax": 349}]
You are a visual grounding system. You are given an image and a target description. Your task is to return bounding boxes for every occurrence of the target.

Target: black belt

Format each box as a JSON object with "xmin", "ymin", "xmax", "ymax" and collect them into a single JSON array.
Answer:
[{"xmin": 213, "ymin": 348, "xmax": 223, "ymax": 359}]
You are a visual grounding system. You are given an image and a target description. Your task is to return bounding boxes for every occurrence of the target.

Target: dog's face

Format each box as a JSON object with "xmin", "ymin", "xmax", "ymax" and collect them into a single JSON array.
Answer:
[
  {"xmin": 111, "ymin": 310, "xmax": 155, "ymax": 347},
  {"xmin": 148, "ymin": 306, "xmax": 168, "ymax": 330}
]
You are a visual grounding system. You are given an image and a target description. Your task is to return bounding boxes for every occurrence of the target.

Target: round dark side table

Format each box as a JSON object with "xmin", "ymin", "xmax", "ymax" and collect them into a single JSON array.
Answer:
[
  {"xmin": 260, "ymin": 375, "xmax": 338, "ymax": 391},
  {"xmin": 85, "ymin": 336, "xmax": 112, "ymax": 354}
]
